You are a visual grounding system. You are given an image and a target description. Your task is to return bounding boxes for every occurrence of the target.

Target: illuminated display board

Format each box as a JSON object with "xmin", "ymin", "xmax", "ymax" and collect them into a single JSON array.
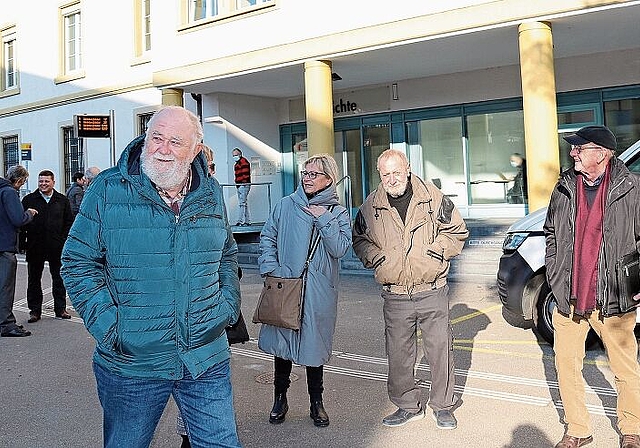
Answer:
[{"xmin": 74, "ymin": 115, "xmax": 111, "ymax": 138}]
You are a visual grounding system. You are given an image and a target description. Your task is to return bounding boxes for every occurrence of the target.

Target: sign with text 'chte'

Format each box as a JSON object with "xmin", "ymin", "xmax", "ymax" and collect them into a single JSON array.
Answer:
[{"xmin": 74, "ymin": 114, "xmax": 111, "ymax": 138}]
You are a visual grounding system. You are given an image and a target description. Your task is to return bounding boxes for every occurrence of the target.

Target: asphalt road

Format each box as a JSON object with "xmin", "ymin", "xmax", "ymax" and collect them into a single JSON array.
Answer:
[{"xmin": 1, "ymin": 256, "xmax": 628, "ymax": 448}]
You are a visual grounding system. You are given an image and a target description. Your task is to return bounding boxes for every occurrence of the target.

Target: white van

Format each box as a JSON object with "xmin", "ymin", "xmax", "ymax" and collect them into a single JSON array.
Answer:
[{"xmin": 497, "ymin": 140, "xmax": 640, "ymax": 344}]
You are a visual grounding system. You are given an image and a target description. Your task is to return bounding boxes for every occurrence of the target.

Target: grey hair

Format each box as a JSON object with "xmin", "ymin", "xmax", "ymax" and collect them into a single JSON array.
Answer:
[
  {"xmin": 377, "ymin": 149, "xmax": 409, "ymax": 171},
  {"xmin": 6, "ymin": 165, "xmax": 29, "ymax": 184},
  {"xmin": 304, "ymin": 153, "xmax": 339, "ymax": 184},
  {"xmin": 145, "ymin": 106, "xmax": 203, "ymax": 148},
  {"xmin": 85, "ymin": 166, "xmax": 100, "ymax": 181}
]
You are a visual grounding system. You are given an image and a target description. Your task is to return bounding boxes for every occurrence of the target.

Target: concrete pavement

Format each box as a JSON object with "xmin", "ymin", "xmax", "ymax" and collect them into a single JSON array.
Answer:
[{"xmin": 1, "ymin": 250, "xmax": 628, "ymax": 448}]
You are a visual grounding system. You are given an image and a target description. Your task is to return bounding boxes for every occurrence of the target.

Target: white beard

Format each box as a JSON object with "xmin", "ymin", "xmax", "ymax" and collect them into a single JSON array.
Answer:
[
  {"xmin": 382, "ymin": 179, "xmax": 408, "ymax": 198},
  {"xmin": 141, "ymin": 150, "xmax": 192, "ymax": 191}
]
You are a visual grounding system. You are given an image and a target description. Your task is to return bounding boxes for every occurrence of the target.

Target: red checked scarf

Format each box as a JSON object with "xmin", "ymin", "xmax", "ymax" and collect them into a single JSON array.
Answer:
[{"xmin": 571, "ymin": 166, "xmax": 610, "ymax": 315}]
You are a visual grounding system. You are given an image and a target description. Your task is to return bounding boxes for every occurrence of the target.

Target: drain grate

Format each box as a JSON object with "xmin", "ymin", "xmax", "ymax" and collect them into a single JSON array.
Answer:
[{"xmin": 254, "ymin": 372, "xmax": 300, "ymax": 384}]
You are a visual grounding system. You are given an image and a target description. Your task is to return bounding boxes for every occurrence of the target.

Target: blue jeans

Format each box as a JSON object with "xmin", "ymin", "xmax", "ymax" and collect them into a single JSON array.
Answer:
[
  {"xmin": 236, "ymin": 185, "xmax": 250, "ymax": 224},
  {"xmin": 93, "ymin": 359, "xmax": 241, "ymax": 448}
]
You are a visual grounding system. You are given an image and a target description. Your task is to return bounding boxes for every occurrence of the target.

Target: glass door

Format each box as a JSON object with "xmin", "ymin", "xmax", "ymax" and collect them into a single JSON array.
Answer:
[{"xmin": 363, "ymin": 124, "xmax": 390, "ymax": 198}]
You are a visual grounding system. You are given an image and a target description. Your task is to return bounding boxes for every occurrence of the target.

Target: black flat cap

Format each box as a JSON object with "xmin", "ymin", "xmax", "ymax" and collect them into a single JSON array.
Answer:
[{"xmin": 563, "ymin": 125, "xmax": 617, "ymax": 151}]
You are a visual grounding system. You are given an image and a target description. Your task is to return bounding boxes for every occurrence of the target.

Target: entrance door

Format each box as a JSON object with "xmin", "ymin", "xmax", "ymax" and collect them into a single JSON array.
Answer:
[{"xmin": 363, "ymin": 123, "xmax": 390, "ymax": 198}]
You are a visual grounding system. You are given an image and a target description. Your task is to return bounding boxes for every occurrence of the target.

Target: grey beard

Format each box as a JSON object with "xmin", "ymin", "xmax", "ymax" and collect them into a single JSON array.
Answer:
[{"xmin": 141, "ymin": 152, "xmax": 191, "ymax": 191}]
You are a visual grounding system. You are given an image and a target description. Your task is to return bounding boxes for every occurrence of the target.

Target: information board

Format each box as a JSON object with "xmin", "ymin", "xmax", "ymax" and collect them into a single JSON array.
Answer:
[{"xmin": 74, "ymin": 115, "xmax": 111, "ymax": 138}]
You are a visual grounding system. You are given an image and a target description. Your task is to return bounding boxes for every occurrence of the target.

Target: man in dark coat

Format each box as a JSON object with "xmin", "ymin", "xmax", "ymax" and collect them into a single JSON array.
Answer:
[
  {"xmin": 545, "ymin": 126, "xmax": 640, "ymax": 448},
  {"xmin": 0, "ymin": 165, "xmax": 37, "ymax": 337},
  {"xmin": 20, "ymin": 170, "xmax": 74, "ymax": 322}
]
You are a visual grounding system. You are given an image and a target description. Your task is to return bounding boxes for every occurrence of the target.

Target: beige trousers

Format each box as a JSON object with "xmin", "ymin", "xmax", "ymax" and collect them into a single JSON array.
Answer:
[{"xmin": 553, "ymin": 307, "xmax": 640, "ymax": 437}]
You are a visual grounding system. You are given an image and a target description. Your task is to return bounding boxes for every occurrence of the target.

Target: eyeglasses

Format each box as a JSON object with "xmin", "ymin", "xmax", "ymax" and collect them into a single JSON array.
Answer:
[
  {"xmin": 300, "ymin": 171, "xmax": 327, "ymax": 180},
  {"xmin": 571, "ymin": 145, "xmax": 602, "ymax": 154},
  {"xmin": 150, "ymin": 132, "xmax": 188, "ymax": 149}
]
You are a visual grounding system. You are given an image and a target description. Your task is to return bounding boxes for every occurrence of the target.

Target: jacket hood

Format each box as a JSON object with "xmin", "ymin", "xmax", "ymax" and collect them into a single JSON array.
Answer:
[
  {"xmin": 116, "ymin": 134, "xmax": 209, "ymax": 192},
  {"xmin": 0, "ymin": 177, "xmax": 12, "ymax": 190}
]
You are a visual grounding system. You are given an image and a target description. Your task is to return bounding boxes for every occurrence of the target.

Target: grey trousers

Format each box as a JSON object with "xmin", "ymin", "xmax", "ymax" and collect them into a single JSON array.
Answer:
[
  {"xmin": 0, "ymin": 252, "xmax": 19, "ymax": 333},
  {"xmin": 382, "ymin": 284, "xmax": 456, "ymax": 413}
]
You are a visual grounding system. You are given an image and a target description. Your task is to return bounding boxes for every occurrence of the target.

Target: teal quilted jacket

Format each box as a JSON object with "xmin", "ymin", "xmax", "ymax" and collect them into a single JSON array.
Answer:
[{"xmin": 61, "ymin": 136, "xmax": 240, "ymax": 379}]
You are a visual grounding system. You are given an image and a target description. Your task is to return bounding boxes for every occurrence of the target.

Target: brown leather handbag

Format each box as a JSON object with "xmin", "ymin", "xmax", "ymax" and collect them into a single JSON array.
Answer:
[{"xmin": 252, "ymin": 228, "xmax": 322, "ymax": 331}]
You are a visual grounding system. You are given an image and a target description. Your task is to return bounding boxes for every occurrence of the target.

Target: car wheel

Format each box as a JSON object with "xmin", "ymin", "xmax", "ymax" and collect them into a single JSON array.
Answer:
[
  {"xmin": 534, "ymin": 289, "xmax": 555, "ymax": 344},
  {"xmin": 535, "ymin": 290, "xmax": 601, "ymax": 348}
]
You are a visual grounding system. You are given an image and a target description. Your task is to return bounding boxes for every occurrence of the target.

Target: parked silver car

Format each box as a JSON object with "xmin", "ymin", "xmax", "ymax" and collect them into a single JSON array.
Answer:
[{"xmin": 497, "ymin": 140, "xmax": 640, "ymax": 344}]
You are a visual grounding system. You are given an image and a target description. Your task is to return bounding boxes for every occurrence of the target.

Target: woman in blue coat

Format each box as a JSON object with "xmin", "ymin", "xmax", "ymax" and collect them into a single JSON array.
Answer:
[{"xmin": 257, "ymin": 154, "xmax": 351, "ymax": 427}]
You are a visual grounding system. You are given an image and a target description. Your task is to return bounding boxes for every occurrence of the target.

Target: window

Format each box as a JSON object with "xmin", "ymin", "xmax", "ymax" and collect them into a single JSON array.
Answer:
[
  {"xmin": 1, "ymin": 26, "xmax": 18, "ymax": 93},
  {"xmin": 63, "ymin": 127, "xmax": 84, "ymax": 192},
  {"xmin": 2, "ymin": 135, "xmax": 19, "ymax": 176},
  {"xmin": 138, "ymin": 112, "xmax": 155, "ymax": 135},
  {"xmin": 134, "ymin": 0, "xmax": 151, "ymax": 58},
  {"xmin": 57, "ymin": 3, "xmax": 83, "ymax": 81},
  {"xmin": 466, "ymin": 110, "xmax": 525, "ymax": 205},
  {"xmin": 186, "ymin": 0, "xmax": 273, "ymax": 23},
  {"xmin": 406, "ymin": 116, "xmax": 466, "ymax": 206}
]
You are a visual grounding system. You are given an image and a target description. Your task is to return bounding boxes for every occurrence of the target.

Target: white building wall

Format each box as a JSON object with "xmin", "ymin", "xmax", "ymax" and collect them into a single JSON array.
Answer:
[{"xmin": 202, "ymin": 93, "xmax": 283, "ymax": 225}]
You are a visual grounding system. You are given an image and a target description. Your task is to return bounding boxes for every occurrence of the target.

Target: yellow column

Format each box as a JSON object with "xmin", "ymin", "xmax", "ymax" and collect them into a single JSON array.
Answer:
[
  {"xmin": 161, "ymin": 88, "xmax": 184, "ymax": 106},
  {"xmin": 304, "ymin": 60, "xmax": 335, "ymax": 156},
  {"xmin": 518, "ymin": 22, "xmax": 560, "ymax": 213}
]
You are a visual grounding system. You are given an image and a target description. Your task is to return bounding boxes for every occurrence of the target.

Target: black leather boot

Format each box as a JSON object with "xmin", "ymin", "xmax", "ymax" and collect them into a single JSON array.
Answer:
[
  {"xmin": 269, "ymin": 392, "xmax": 288, "ymax": 424},
  {"xmin": 180, "ymin": 434, "xmax": 191, "ymax": 448},
  {"xmin": 310, "ymin": 400, "xmax": 329, "ymax": 427}
]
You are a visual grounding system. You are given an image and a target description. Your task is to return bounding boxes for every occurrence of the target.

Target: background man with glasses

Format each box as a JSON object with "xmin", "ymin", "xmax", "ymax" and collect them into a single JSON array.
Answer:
[{"xmin": 545, "ymin": 125, "xmax": 640, "ymax": 448}]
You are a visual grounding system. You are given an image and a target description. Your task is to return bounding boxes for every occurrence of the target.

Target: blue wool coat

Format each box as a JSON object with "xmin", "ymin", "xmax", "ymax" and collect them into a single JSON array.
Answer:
[
  {"xmin": 257, "ymin": 184, "xmax": 351, "ymax": 366},
  {"xmin": 61, "ymin": 136, "xmax": 240, "ymax": 380}
]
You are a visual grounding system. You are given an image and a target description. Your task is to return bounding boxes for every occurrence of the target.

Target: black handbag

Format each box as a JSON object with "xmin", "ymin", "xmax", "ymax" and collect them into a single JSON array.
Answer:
[
  {"xmin": 616, "ymin": 251, "xmax": 640, "ymax": 313},
  {"xmin": 226, "ymin": 311, "xmax": 250, "ymax": 344}
]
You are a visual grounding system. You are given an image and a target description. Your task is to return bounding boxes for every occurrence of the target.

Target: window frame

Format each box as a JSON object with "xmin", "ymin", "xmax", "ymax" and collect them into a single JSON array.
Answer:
[
  {"xmin": 181, "ymin": 0, "xmax": 275, "ymax": 27},
  {"xmin": 0, "ymin": 26, "xmax": 19, "ymax": 97},
  {"xmin": 55, "ymin": 1, "xmax": 85, "ymax": 84},
  {"xmin": 133, "ymin": 0, "xmax": 152, "ymax": 63}
]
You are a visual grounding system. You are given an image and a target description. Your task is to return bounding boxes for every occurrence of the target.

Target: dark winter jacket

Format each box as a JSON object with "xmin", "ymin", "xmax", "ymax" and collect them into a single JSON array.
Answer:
[
  {"xmin": 544, "ymin": 157, "xmax": 640, "ymax": 316},
  {"xmin": 0, "ymin": 178, "xmax": 34, "ymax": 252},
  {"xmin": 65, "ymin": 181, "xmax": 84, "ymax": 216},
  {"xmin": 61, "ymin": 135, "xmax": 240, "ymax": 380},
  {"xmin": 20, "ymin": 189, "xmax": 73, "ymax": 261}
]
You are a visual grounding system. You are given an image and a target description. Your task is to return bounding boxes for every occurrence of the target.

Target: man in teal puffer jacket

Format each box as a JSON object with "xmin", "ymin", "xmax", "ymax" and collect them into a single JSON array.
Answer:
[{"xmin": 61, "ymin": 106, "xmax": 241, "ymax": 448}]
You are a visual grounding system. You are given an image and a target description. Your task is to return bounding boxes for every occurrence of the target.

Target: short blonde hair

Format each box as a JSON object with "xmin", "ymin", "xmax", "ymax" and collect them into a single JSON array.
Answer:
[
  {"xmin": 304, "ymin": 153, "xmax": 339, "ymax": 184},
  {"xmin": 201, "ymin": 144, "xmax": 214, "ymax": 165}
]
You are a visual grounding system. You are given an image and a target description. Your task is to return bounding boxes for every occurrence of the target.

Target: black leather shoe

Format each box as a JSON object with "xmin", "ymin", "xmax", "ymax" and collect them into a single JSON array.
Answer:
[
  {"xmin": 55, "ymin": 311, "xmax": 72, "ymax": 319},
  {"xmin": 382, "ymin": 407, "xmax": 425, "ymax": 427},
  {"xmin": 27, "ymin": 313, "xmax": 41, "ymax": 323},
  {"xmin": 1, "ymin": 327, "xmax": 32, "ymax": 337},
  {"xmin": 310, "ymin": 400, "xmax": 329, "ymax": 427},
  {"xmin": 269, "ymin": 393, "xmax": 288, "ymax": 424}
]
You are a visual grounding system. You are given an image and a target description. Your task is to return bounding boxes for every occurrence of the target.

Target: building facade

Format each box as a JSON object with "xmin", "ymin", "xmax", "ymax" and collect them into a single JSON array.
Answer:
[{"xmin": 1, "ymin": 0, "xmax": 639, "ymax": 221}]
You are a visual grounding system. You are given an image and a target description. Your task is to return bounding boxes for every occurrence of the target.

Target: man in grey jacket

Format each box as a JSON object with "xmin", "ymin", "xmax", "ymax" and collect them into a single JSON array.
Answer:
[
  {"xmin": 545, "ymin": 126, "xmax": 640, "ymax": 448},
  {"xmin": 352, "ymin": 149, "xmax": 468, "ymax": 430}
]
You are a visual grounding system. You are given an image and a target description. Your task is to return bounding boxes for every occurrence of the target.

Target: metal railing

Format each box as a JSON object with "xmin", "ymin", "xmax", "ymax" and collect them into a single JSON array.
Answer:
[{"xmin": 219, "ymin": 182, "xmax": 273, "ymax": 225}]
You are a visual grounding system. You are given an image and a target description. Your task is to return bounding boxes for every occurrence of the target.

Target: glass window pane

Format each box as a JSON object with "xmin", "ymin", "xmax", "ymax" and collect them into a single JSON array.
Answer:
[
  {"xmin": 605, "ymin": 98, "xmax": 640, "ymax": 153},
  {"xmin": 467, "ymin": 110, "xmax": 526, "ymax": 204},
  {"xmin": 363, "ymin": 124, "xmax": 390, "ymax": 198},
  {"xmin": 406, "ymin": 116, "xmax": 465, "ymax": 206}
]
